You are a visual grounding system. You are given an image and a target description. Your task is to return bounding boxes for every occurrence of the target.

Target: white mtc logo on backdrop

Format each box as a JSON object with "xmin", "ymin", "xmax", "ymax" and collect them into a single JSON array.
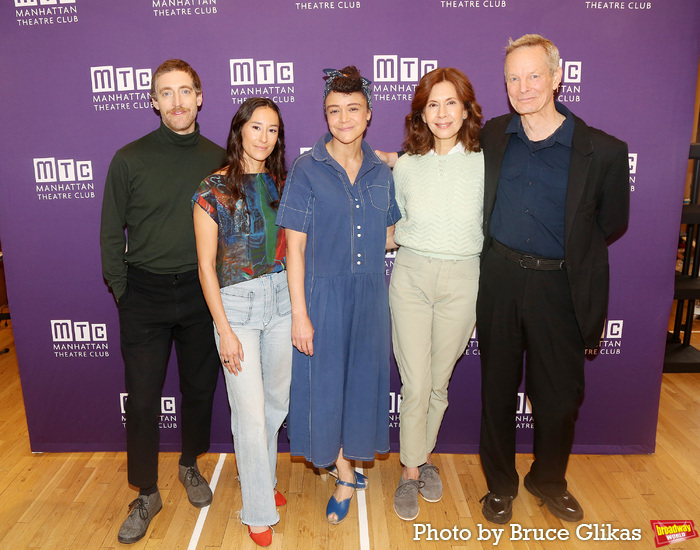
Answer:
[
  {"xmin": 151, "ymin": 0, "xmax": 218, "ymax": 17},
  {"xmin": 51, "ymin": 320, "xmax": 109, "ymax": 358},
  {"xmin": 14, "ymin": 0, "xmax": 78, "ymax": 26},
  {"xmin": 294, "ymin": 2, "xmax": 361, "ymax": 11},
  {"xmin": 516, "ymin": 393, "xmax": 533, "ymax": 429},
  {"xmin": 438, "ymin": 1, "xmax": 507, "ymax": 9},
  {"xmin": 586, "ymin": 320, "xmax": 624, "ymax": 356},
  {"xmin": 33, "ymin": 157, "xmax": 95, "ymax": 201},
  {"xmin": 229, "ymin": 58, "xmax": 295, "ymax": 104},
  {"xmin": 372, "ymin": 55, "xmax": 438, "ymax": 103},
  {"xmin": 15, "ymin": 0, "xmax": 75, "ymax": 4},
  {"xmin": 629, "ymin": 153, "xmax": 638, "ymax": 192},
  {"xmin": 91, "ymin": 65, "xmax": 153, "ymax": 111},
  {"xmin": 120, "ymin": 394, "xmax": 178, "ymax": 428},
  {"xmin": 558, "ymin": 59, "xmax": 582, "ymax": 104},
  {"xmin": 389, "ymin": 391, "xmax": 402, "ymax": 429},
  {"xmin": 585, "ymin": 2, "xmax": 653, "ymax": 10}
]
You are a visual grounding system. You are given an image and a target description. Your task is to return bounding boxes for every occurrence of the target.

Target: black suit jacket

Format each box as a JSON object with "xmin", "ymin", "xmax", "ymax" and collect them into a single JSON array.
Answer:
[{"xmin": 480, "ymin": 112, "xmax": 630, "ymax": 348}]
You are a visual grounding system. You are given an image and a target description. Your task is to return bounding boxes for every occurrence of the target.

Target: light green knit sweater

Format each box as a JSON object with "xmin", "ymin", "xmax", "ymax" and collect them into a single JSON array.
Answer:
[{"xmin": 393, "ymin": 146, "xmax": 484, "ymax": 260}]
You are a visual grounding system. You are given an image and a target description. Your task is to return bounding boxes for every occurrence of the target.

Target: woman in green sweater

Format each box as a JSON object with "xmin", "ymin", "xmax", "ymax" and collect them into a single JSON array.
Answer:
[{"xmin": 388, "ymin": 68, "xmax": 484, "ymax": 521}]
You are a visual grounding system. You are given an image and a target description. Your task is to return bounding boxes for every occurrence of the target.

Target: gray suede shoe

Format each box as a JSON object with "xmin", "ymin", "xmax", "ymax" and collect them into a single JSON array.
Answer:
[
  {"xmin": 117, "ymin": 492, "xmax": 163, "ymax": 544},
  {"xmin": 394, "ymin": 477, "xmax": 423, "ymax": 521},
  {"xmin": 179, "ymin": 463, "xmax": 213, "ymax": 507},
  {"xmin": 418, "ymin": 464, "xmax": 443, "ymax": 502}
]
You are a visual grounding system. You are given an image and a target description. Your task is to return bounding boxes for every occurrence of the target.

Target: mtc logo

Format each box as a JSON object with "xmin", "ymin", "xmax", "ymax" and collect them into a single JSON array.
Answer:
[
  {"xmin": 559, "ymin": 60, "xmax": 582, "ymax": 83},
  {"xmin": 628, "ymin": 154, "xmax": 637, "ymax": 175},
  {"xmin": 120, "ymin": 394, "xmax": 176, "ymax": 415},
  {"xmin": 51, "ymin": 320, "xmax": 107, "ymax": 342},
  {"xmin": 516, "ymin": 393, "xmax": 532, "ymax": 414},
  {"xmin": 15, "ymin": 0, "xmax": 75, "ymax": 5},
  {"xmin": 229, "ymin": 59, "xmax": 294, "ymax": 85},
  {"xmin": 91, "ymin": 66, "xmax": 152, "ymax": 93},
  {"xmin": 605, "ymin": 320, "xmax": 623, "ymax": 339},
  {"xmin": 373, "ymin": 55, "xmax": 438, "ymax": 82},
  {"xmin": 389, "ymin": 391, "xmax": 403, "ymax": 414},
  {"xmin": 34, "ymin": 158, "xmax": 92, "ymax": 183}
]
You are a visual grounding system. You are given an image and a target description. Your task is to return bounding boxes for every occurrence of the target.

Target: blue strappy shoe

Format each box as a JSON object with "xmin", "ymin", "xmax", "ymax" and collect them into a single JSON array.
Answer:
[
  {"xmin": 326, "ymin": 474, "xmax": 357, "ymax": 525},
  {"xmin": 322, "ymin": 466, "xmax": 368, "ymax": 490}
]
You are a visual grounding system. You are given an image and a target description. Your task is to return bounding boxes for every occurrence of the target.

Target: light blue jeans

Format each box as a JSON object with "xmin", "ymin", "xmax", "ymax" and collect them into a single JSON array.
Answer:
[{"xmin": 216, "ymin": 270, "xmax": 292, "ymax": 526}]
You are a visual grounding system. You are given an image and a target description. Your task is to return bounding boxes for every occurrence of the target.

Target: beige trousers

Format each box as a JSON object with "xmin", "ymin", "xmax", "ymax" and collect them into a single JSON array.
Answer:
[{"xmin": 389, "ymin": 247, "xmax": 479, "ymax": 467}]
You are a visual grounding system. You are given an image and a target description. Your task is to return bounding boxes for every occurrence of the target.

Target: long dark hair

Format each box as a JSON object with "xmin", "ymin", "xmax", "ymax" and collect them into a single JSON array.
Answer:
[
  {"xmin": 222, "ymin": 97, "xmax": 286, "ymax": 211},
  {"xmin": 403, "ymin": 67, "xmax": 482, "ymax": 155}
]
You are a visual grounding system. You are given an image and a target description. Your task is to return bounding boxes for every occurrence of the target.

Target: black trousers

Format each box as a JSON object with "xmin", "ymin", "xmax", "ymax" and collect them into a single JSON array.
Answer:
[
  {"xmin": 476, "ymin": 247, "xmax": 585, "ymax": 498},
  {"xmin": 118, "ymin": 266, "xmax": 220, "ymax": 489}
]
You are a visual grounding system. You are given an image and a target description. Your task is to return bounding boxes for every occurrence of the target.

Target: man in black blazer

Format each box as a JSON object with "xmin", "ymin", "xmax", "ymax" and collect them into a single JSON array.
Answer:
[{"xmin": 477, "ymin": 34, "xmax": 629, "ymax": 524}]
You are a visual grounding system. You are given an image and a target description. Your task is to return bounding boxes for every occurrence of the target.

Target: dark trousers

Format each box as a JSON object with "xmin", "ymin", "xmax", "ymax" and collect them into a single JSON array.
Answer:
[
  {"xmin": 118, "ymin": 266, "xmax": 220, "ymax": 489},
  {"xmin": 476, "ymin": 247, "xmax": 585, "ymax": 498}
]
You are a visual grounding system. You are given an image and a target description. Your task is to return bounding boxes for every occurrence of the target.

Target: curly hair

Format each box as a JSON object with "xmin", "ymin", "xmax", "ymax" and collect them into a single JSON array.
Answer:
[
  {"xmin": 323, "ymin": 65, "xmax": 371, "ymax": 111},
  {"xmin": 221, "ymin": 97, "xmax": 286, "ymax": 212},
  {"xmin": 402, "ymin": 67, "xmax": 482, "ymax": 156}
]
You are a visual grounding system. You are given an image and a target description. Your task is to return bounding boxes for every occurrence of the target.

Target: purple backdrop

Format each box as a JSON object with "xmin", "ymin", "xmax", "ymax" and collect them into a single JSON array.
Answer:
[{"xmin": 1, "ymin": 0, "xmax": 698, "ymax": 455}]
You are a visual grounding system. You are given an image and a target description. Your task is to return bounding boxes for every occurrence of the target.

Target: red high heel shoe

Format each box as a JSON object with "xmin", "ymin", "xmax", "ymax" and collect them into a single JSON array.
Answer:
[
  {"xmin": 274, "ymin": 489, "xmax": 287, "ymax": 506},
  {"xmin": 247, "ymin": 525, "xmax": 273, "ymax": 547}
]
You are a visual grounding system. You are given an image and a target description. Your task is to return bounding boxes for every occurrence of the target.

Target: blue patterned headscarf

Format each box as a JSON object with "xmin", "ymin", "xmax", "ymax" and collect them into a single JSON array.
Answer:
[{"xmin": 322, "ymin": 68, "xmax": 373, "ymax": 112}]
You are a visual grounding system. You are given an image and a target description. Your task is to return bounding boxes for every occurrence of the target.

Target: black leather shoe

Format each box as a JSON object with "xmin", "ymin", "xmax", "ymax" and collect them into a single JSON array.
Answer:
[
  {"xmin": 479, "ymin": 492, "xmax": 514, "ymax": 524},
  {"xmin": 524, "ymin": 473, "xmax": 584, "ymax": 522}
]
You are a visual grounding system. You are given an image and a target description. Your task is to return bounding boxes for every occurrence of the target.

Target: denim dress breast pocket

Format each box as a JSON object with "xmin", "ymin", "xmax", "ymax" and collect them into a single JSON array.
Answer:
[{"xmin": 366, "ymin": 181, "xmax": 390, "ymax": 211}]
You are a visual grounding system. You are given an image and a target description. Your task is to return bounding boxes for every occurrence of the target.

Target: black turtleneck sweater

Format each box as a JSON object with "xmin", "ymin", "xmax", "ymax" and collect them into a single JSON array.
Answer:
[{"xmin": 100, "ymin": 121, "xmax": 225, "ymax": 299}]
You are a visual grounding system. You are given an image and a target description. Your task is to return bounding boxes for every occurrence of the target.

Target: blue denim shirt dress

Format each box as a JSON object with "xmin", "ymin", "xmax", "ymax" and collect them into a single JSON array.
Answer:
[{"xmin": 276, "ymin": 133, "xmax": 401, "ymax": 467}]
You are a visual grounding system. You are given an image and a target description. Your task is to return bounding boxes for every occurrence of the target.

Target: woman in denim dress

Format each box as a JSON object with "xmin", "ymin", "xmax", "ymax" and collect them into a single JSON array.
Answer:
[
  {"xmin": 276, "ymin": 66, "xmax": 401, "ymax": 525},
  {"xmin": 193, "ymin": 97, "xmax": 291, "ymax": 547}
]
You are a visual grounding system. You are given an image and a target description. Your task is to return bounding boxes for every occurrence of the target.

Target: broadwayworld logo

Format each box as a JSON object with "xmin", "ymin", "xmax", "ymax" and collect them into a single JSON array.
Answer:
[
  {"xmin": 650, "ymin": 520, "xmax": 698, "ymax": 547},
  {"xmin": 33, "ymin": 157, "xmax": 95, "ymax": 201}
]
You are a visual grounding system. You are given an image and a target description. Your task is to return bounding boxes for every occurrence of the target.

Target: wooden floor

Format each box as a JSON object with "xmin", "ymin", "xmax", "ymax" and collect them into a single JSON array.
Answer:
[{"xmin": 1, "ymin": 320, "xmax": 699, "ymax": 550}]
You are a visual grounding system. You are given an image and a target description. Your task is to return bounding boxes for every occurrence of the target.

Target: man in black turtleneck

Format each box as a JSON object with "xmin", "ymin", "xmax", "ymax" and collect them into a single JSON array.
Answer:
[{"xmin": 100, "ymin": 59, "xmax": 224, "ymax": 545}]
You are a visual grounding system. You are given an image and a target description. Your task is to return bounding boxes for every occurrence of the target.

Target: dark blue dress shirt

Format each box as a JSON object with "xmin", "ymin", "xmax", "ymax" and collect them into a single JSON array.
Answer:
[{"xmin": 490, "ymin": 102, "xmax": 574, "ymax": 259}]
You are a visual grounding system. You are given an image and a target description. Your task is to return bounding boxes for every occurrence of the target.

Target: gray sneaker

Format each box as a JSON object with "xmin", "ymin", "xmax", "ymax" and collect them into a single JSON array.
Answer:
[
  {"xmin": 418, "ymin": 464, "xmax": 443, "ymax": 502},
  {"xmin": 179, "ymin": 463, "xmax": 213, "ymax": 508},
  {"xmin": 117, "ymin": 492, "xmax": 163, "ymax": 544},
  {"xmin": 394, "ymin": 477, "xmax": 423, "ymax": 521}
]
